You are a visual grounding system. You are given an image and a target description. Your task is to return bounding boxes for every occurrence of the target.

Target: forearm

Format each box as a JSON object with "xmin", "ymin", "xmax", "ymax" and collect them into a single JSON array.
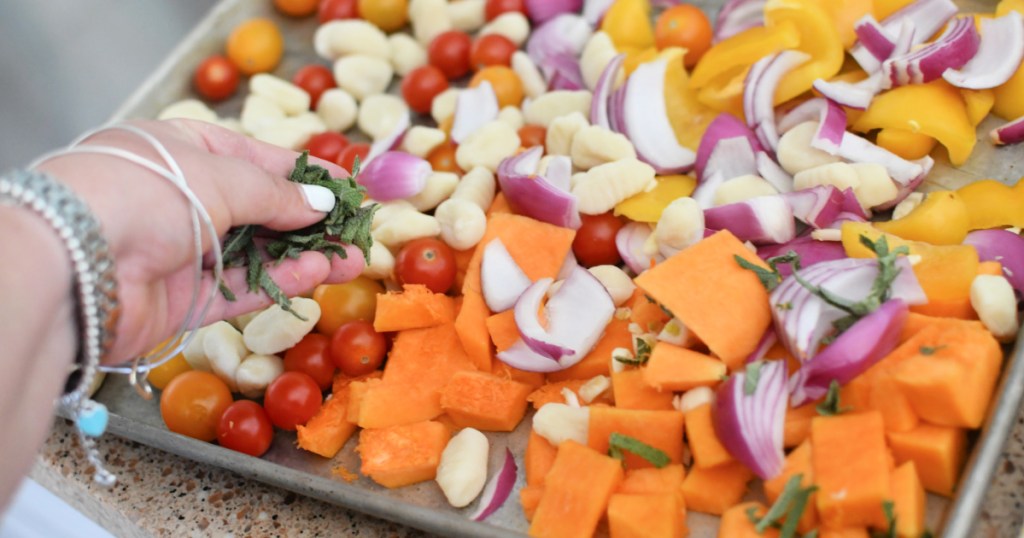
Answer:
[{"xmin": 0, "ymin": 206, "xmax": 77, "ymax": 508}]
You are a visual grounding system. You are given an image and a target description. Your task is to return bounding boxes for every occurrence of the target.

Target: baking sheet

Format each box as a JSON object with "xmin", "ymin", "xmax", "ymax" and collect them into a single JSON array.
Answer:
[{"xmin": 92, "ymin": 0, "xmax": 1023, "ymax": 536}]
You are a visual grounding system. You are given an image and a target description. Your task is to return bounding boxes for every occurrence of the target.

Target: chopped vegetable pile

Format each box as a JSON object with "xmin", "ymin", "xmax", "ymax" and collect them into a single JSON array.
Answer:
[{"xmin": 149, "ymin": 0, "xmax": 1024, "ymax": 536}]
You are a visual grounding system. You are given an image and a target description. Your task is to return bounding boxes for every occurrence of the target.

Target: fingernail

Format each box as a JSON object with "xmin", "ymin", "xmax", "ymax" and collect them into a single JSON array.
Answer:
[{"xmin": 300, "ymin": 184, "xmax": 335, "ymax": 213}]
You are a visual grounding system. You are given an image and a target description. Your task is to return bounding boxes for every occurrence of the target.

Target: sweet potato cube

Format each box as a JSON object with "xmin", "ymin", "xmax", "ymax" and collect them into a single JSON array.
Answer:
[
  {"xmin": 525, "ymin": 430, "xmax": 558, "ymax": 487},
  {"xmin": 811, "ymin": 412, "xmax": 892, "ymax": 529},
  {"xmin": 439, "ymin": 370, "xmax": 532, "ymax": 431},
  {"xmin": 763, "ymin": 440, "xmax": 818, "ymax": 533},
  {"xmin": 373, "ymin": 284, "xmax": 456, "ymax": 332},
  {"xmin": 887, "ymin": 424, "xmax": 967, "ymax": 497},
  {"xmin": 686, "ymin": 403, "xmax": 734, "ymax": 469},
  {"xmin": 617, "ymin": 465, "xmax": 687, "ymax": 533},
  {"xmin": 681, "ymin": 461, "xmax": 753, "ymax": 515},
  {"xmin": 587, "ymin": 407, "xmax": 685, "ymax": 469},
  {"xmin": 296, "ymin": 389, "xmax": 356, "ymax": 459},
  {"xmin": 613, "ymin": 369, "xmax": 675, "ymax": 410},
  {"xmin": 357, "ymin": 381, "xmax": 442, "ymax": 428},
  {"xmin": 891, "ymin": 461, "xmax": 926, "ymax": 538},
  {"xmin": 529, "ymin": 441, "xmax": 624, "ymax": 538},
  {"xmin": 520, "ymin": 485, "xmax": 544, "ymax": 521},
  {"xmin": 607, "ymin": 493, "xmax": 685, "ymax": 538},
  {"xmin": 357, "ymin": 421, "xmax": 450, "ymax": 488}
]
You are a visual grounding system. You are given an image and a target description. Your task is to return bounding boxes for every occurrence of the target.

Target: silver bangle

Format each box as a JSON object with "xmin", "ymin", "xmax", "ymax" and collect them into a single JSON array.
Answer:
[{"xmin": 0, "ymin": 168, "xmax": 120, "ymax": 487}]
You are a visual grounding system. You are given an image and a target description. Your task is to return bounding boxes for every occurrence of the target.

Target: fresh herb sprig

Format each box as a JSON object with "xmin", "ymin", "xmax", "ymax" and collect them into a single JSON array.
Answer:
[
  {"xmin": 746, "ymin": 473, "xmax": 818, "ymax": 538},
  {"xmin": 736, "ymin": 251, "xmax": 802, "ymax": 292},
  {"xmin": 744, "ymin": 361, "xmax": 765, "ymax": 396},
  {"xmin": 607, "ymin": 433, "xmax": 671, "ymax": 468},
  {"xmin": 815, "ymin": 380, "xmax": 847, "ymax": 417},
  {"xmin": 219, "ymin": 153, "xmax": 377, "ymax": 318}
]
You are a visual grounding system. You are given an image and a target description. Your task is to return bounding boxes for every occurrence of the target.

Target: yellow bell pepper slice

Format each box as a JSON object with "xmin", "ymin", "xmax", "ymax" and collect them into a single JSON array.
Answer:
[
  {"xmin": 960, "ymin": 89, "xmax": 995, "ymax": 127},
  {"xmin": 994, "ymin": 57, "xmax": 1024, "ymax": 120},
  {"xmin": 622, "ymin": 46, "xmax": 659, "ymax": 76},
  {"xmin": 697, "ymin": 71, "xmax": 748, "ymax": 121},
  {"xmin": 765, "ymin": 0, "xmax": 844, "ymax": 105},
  {"xmin": 853, "ymin": 81, "xmax": 976, "ymax": 166},
  {"xmin": 873, "ymin": 0, "xmax": 916, "ymax": 19},
  {"xmin": 601, "ymin": 0, "xmax": 655, "ymax": 51},
  {"xmin": 661, "ymin": 48, "xmax": 716, "ymax": 150},
  {"xmin": 874, "ymin": 191, "xmax": 971, "ymax": 245},
  {"xmin": 813, "ymin": 0, "xmax": 873, "ymax": 48},
  {"xmin": 997, "ymin": 0, "xmax": 1024, "ymax": 16},
  {"xmin": 876, "ymin": 129, "xmax": 937, "ymax": 160},
  {"xmin": 956, "ymin": 179, "xmax": 1024, "ymax": 229},
  {"xmin": 690, "ymin": 22, "xmax": 800, "ymax": 89},
  {"xmin": 614, "ymin": 175, "xmax": 697, "ymax": 222}
]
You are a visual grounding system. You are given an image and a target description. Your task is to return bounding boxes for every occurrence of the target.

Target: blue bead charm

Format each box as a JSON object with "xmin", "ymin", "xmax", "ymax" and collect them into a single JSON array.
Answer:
[{"xmin": 76, "ymin": 400, "xmax": 109, "ymax": 438}]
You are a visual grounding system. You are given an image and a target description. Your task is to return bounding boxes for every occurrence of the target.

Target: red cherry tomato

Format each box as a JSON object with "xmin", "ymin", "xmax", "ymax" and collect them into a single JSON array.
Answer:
[
  {"xmin": 470, "ymin": 34, "xmax": 517, "ymax": 70},
  {"xmin": 263, "ymin": 372, "xmax": 323, "ymax": 431},
  {"xmin": 517, "ymin": 124, "xmax": 546, "ymax": 149},
  {"xmin": 428, "ymin": 31, "xmax": 473, "ymax": 80},
  {"xmin": 337, "ymin": 143, "xmax": 370, "ymax": 174},
  {"xmin": 292, "ymin": 64, "xmax": 336, "ymax": 108},
  {"xmin": 160, "ymin": 371, "xmax": 233, "ymax": 442},
  {"xmin": 330, "ymin": 320, "xmax": 387, "ymax": 377},
  {"xmin": 217, "ymin": 400, "xmax": 274, "ymax": 457},
  {"xmin": 395, "ymin": 237, "xmax": 457, "ymax": 293},
  {"xmin": 318, "ymin": 0, "xmax": 359, "ymax": 23},
  {"xmin": 484, "ymin": 0, "xmax": 527, "ymax": 21},
  {"xmin": 193, "ymin": 55, "xmax": 240, "ymax": 102},
  {"xmin": 306, "ymin": 132, "xmax": 350, "ymax": 164},
  {"xmin": 572, "ymin": 212, "xmax": 625, "ymax": 267},
  {"xmin": 283, "ymin": 333, "xmax": 336, "ymax": 391},
  {"xmin": 401, "ymin": 65, "xmax": 450, "ymax": 115}
]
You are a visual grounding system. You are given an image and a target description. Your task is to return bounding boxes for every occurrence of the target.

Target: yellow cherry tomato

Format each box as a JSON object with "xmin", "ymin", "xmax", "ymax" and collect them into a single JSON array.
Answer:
[
  {"xmin": 359, "ymin": 0, "xmax": 409, "ymax": 32},
  {"xmin": 147, "ymin": 352, "xmax": 192, "ymax": 391}
]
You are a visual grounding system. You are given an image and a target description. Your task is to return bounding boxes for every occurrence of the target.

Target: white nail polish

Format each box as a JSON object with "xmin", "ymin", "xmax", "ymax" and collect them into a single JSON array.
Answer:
[{"xmin": 300, "ymin": 184, "xmax": 336, "ymax": 213}]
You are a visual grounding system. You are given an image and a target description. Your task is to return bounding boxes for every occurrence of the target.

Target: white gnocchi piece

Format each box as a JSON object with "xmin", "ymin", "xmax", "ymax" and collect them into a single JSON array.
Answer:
[
  {"xmin": 496, "ymin": 106, "xmax": 525, "ymax": 131},
  {"xmin": 446, "ymin": 0, "xmax": 486, "ymax": 32},
  {"xmin": 523, "ymin": 90, "xmax": 593, "ymax": 127},
  {"xmin": 333, "ymin": 55, "xmax": 394, "ymax": 101},
  {"xmin": 250, "ymin": 74, "xmax": 311, "ymax": 116},
  {"xmin": 479, "ymin": 12, "xmax": 531, "ymax": 47},
  {"xmin": 363, "ymin": 241, "xmax": 396, "ymax": 281},
  {"xmin": 388, "ymin": 33, "xmax": 428, "ymax": 77},
  {"xmin": 400, "ymin": 126, "xmax": 447, "ymax": 158},
  {"xmin": 408, "ymin": 172, "xmax": 460, "ymax": 212},
  {"xmin": 358, "ymin": 94, "xmax": 410, "ymax": 141},
  {"xmin": 655, "ymin": 197, "xmax": 705, "ymax": 259},
  {"xmin": 316, "ymin": 88, "xmax": 359, "ymax": 133},
  {"xmin": 455, "ymin": 120, "xmax": 521, "ymax": 172},
  {"xmin": 371, "ymin": 200, "xmax": 419, "ymax": 231},
  {"xmin": 851, "ymin": 163, "xmax": 899, "ymax": 211},
  {"xmin": 971, "ymin": 274, "xmax": 1019, "ymax": 342},
  {"xmin": 252, "ymin": 112, "xmax": 326, "ymax": 151},
  {"xmin": 713, "ymin": 175, "xmax": 779, "ymax": 207},
  {"xmin": 431, "ymin": 88, "xmax": 461, "ymax": 124},
  {"xmin": 792, "ymin": 162, "xmax": 861, "ymax": 192},
  {"xmin": 511, "ymin": 51, "xmax": 547, "ymax": 100},
  {"xmin": 235, "ymin": 354, "xmax": 285, "ymax": 399},
  {"xmin": 570, "ymin": 125, "xmax": 636, "ymax": 170},
  {"xmin": 891, "ymin": 192, "xmax": 925, "ymax": 220},
  {"xmin": 410, "ymin": 0, "xmax": 454, "ymax": 45},
  {"xmin": 450, "ymin": 166, "xmax": 497, "ymax": 211},
  {"xmin": 435, "ymin": 428, "xmax": 489, "ymax": 508},
  {"xmin": 240, "ymin": 94, "xmax": 287, "ymax": 135},
  {"xmin": 435, "ymin": 198, "xmax": 488, "ymax": 251},
  {"xmin": 579, "ymin": 31, "xmax": 618, "ymax": 91},
  {"xmin": 157, "ymin": 99, "xmax": 218, "ymax": 123},
  {"xmin": 777, "ymin": 122, "xmax": 843, "ymax": 175},
  {"xmin": 203, "ymin": 321, "xmax": 248, "ymax": 392},
  {"xmin": 545, "ymin": 112, "xmax": 590, "ymax": 157},
  {"xmin": 572, "ymin": 158, "xmax": 656, "ymax": 215},
  {"xmin": 373, "ymin": 210, "xmax": 442, "ymax": 248},
  {"xmin": 587, "ymin": 265, "xmax": 636, "ymax": 306},
  {"xmin": 314, "ymin": 19, "xmax": 391, "ymax": 61},
  {"xmin": 242, "ymin": 298, "xmax": 321, "ymax": 355},
  {"xmin": 181, "ymin": 327, "xmax": 212, "ymax": 373}
]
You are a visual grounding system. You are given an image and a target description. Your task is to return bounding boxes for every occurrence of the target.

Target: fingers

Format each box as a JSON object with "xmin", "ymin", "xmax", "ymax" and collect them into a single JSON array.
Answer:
[{"xmin": 325, "ymin": 244, "xmax": 367, "ymax": 284}]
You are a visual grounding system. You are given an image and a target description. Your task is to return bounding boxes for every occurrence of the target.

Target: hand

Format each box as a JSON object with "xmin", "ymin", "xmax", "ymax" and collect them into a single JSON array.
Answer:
[{"xmin": 37, "ymin": 119, "xmax": 365, "ymax": 365}]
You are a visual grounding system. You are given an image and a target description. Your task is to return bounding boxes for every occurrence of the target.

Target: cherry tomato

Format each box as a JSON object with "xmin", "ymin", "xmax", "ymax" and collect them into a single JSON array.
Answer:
[
  {"xmin": 358, "ymin": 0, "xmax": 408, "ymax": 32},
  {"xmin": 518, "ymin": 124, "xmax": 547, "ymax": 149},
  {"xmin": 226, "ymin": 18, "xmax": 284, "ymax": 75},
  {"xmin": 313, "ymin": 276, "xmax": 384, "ymax": 335},
  {"xmin": 306, "ymin": 132, "xmax": 350, "ymax": 163},
  {"xmin": 318, "ymin": 0, "xmax": 359, "ymax": 23},
  {"xmin": 572, "ymin": 212, "xmax": 625, "ymax": 267},
  {"xmin": 292, "ymin": 64, "xmax": 336, "ymax": 108},
  {"xmin": 401, "ymin": 65, "xmax": 450, "ymax": 115},
  {"xmin": 428, "ymin": 31, "xmax": 473, "ymax": 80},
  {"xmin": 284, "ymin": 333, "xmax": 336, "ymax": 391},
  {"xmin": 395, "ymin": 237, "xmax": 457, "ymax": 293},
  {"xmin": 484, "ymin": 0, "xmax": 527, "ymax": 21},
  {"xmin": 470, "ymin": 34, "xmax": 517, "ymax": 70},
  {"xmin": 274, "ymin": 0, "xmax": 319, "ymax": 17},
  {"xmin": 193, "ymin": 55, "xmax": 240, "ymax": 102},
  {"xmin": 330, "ymin": 320, "xmax": 387, "ymax": 377},
  {"xmin": 217, "ymin": 400, "xmax": 274, "ymax": 457},
  {"xmin": 655, "ymin": 5, "xmax": 713, "ymax": 68},
  {"xmin": 263, "ymin": 372, "xmax": 323, "ymax": 431},
  {"xmin": 160, "ymin": 371, "xmax": 233, "ymax": 442},
  {"xmin": 427, "ymin": 140, "xmax": 462, "ymax": 173},
  {"xmin": 146, "ymin": 353, "xmax": 192, "ymax": 391},
  {"xmin": 337, "ymin": 143, "xmax": 370, "ymax": 174},
  {"xmin": 469, "ymin": 66, "xmax": 524, "ymax": 108}
]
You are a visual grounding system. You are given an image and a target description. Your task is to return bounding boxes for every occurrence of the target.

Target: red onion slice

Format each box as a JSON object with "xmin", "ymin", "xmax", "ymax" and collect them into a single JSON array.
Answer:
[
  {"xmin": 616, "ymin": 222, "xmax": 663, "ymax": 274},
  {"xmin": 357, "ymin": 151, "xmax": 430, "ymax": 201},
  {"xmin": 703, "ymin": 136, "xmax": 759, "ymax": 183},
  {"xmin": 964, "ymin": 229, "xmax": 1024, "ymax": 297},
  {"xmin": 704, "ymin": 195, "xmax": 796, "ymax": 245},
  {"xmin": 744, "ymin": 51, "xmax": 812, "ymax": 152},
  {"xmin": 755, "ymin": 152, "xmax": 794, "ymax": 193},
  {"xmin": 882, "ymin": 16, "xmax": 980, "ymax": 88},
  {"xmin": 696, "ymin": 113, "xmax": 764, "ymax": 181},
  {"xmin": 812, "ymin": 73, "xmax": 885, "ymax": 111},
  {"xmin": 527, "ymin": 14, "xmax": 593, "ymax": 80},
  {"xmin": 713, "ymin": 360, "xmax": 788, "ymax": 480},
  {"xmin": 745, "ymin": 329, "xmax": 778, "ymax": 365},
  {"xmin": 608, "ymin": 84, "xmax": 628, "ymax": 135},
  {"xmin": 944, "ymin": 12, "xmax": 1024, "ymax": 90},
  {"xmin": 991, "ymin": 115, "xmax": 1024, "ymax": 146},
  {"xmin": 481, "ymin": 238, "xmax": 532, "ymax": 313},
  {"xmin": 758, "ymin": 235, "xmax": 847, "ymax": 278},
  {"xmin": 546, "ymin": 53, "xmax": 586, "ymax": 91},
  {"xmin": 364, "ymin": 113, "xmax": 410, "ymax": 166},
  {"xmin": 583, "ymin": 0, "xmax": 615, "ymax": 27},
  {"xmin": 855, "ymin": 15, "xmax": 897, "ymax": 62},
  {"xmin": 781, "ymin": 185, "xmax": 846, "ymax": 229},
  {"xmin": 590, "ymin": 54, "xmax": 626, "ymax": 130},
  {"xmin": 789, "ymin": 299, "xmax": 909, "ymax": 406},
  {"xmin": 828, "ymin": 131, "xmax": 933, "ymax": 186},
  {"xmin": 776, "ymin": 98, "xmax": 848, "ymax": 155},
  {"xmin": 515, "ymin": 278, "xmax": 575, "ymax": 360},
  {"xmin": 620, "ymin": 56, "xmax": 697, "ymax": 174},
  {"xmin": 497, "ymin": 267, "xmax": 615, "ymax": 372},
  {"xmin": 850, "ymin": 0, "xmax": 957, "ymax": 70},
  {"xmin": 497, "ymin": 147, "xmax": 582, "ymax": 229},
  {"xmin": 525, "ymin": 0, "xmax": 583, "ymax": 25},
  {"xmin": 469, "ymin": 448, "xmax": 518, "ymax": 522},
  {"xmin": 771, "ymin": 257, "xmax": 926, "ymax": 361},
  {"xmin": 715, "ymin": 0, "xmax": 766, "ymax": 43},
  {"xmin": 692, "ymin": 170, "xmax": 726, "ymax": 209},
  {"xmin": 451, "ymin": 81, "xmax": 499, "ymax": 144}
]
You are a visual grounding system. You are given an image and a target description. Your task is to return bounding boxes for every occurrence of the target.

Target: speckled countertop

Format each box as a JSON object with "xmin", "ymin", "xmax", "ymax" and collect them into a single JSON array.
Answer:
[{"xmin": 32, "ymin": 414, "xmax": 1024, "ymax": 538}]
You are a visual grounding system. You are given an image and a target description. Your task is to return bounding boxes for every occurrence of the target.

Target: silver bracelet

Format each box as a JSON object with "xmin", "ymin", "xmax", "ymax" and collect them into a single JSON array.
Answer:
[{"xmin": 0, "ymin": 168, "xmax": 120, "ymax": 487}]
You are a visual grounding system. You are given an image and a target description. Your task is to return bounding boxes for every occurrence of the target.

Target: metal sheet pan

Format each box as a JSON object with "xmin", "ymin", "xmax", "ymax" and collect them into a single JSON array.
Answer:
[{"xmin": 93, "ymin": 0, "xmax": 1023, "ymax": 536}]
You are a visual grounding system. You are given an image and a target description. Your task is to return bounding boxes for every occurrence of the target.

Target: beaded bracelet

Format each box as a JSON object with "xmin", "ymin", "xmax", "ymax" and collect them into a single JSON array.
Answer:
[{"xmin": 22, "ymin": 123, "xmax": 227, "ymax": 486}]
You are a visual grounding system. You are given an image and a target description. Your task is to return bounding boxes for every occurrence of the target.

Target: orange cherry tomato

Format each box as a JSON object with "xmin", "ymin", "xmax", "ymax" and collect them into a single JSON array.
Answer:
[
  {"xmin": 395, "ymin": 237, "xmax": 457, "ymax": 293},
  {"xmin": 318, "ymin": 0, "xmax": 359, "ymax": 23},
  {"xmin": 160, "ymin": 371, "xmax": 233, "ymax": 442},
  {"xmin": 427, "ymin": 140, "xmax": 463, "ymax": 174},
  {"xmin": 428, "ymin": 31, "xmax": 474, "ymax": 80},
  {"xmin": 193, "ymin": 55, "xmax": 240, "ymax": 102},
  {"xmin": 337, "ymin": 143, "xmax": 370, "ymax": 174},
  {"xmin": 274, "ymin": 0, "xmax": 319, "ymax": 17},
  {"xmin": 358, "ymin": 0, "xmax": 408, "ymax": 32},
  {"xmin": 226, "ymin": 18, "xmax": 285, "ymax": 75},
  {"xmin": 330, "ymin": 320, "xmax": 387, "ymax": 377},
  {"xmin": 470, "ymin": 34, "xmax": 517, "ymax": 70},
  {"xmin": 518, "ymin": 124, "xmax": 547, "ymax": 149},
  {"xmin": 470, "ymin": 66, "xmax": 524, "ymax": 108},
  {"xmin": 313, "ymin": 276, "xmax": 384, "ymax": 336},
  {"xmin": 401, "ymin": 65, "xmax": 450, "ymax": 115},
  {"xmin": 654, "ymin": 5, "xmax": 713, "ymax": 68},
  {"xmin": 284, "ymin": 333, "xmax": 336, "ymax": 391}
]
